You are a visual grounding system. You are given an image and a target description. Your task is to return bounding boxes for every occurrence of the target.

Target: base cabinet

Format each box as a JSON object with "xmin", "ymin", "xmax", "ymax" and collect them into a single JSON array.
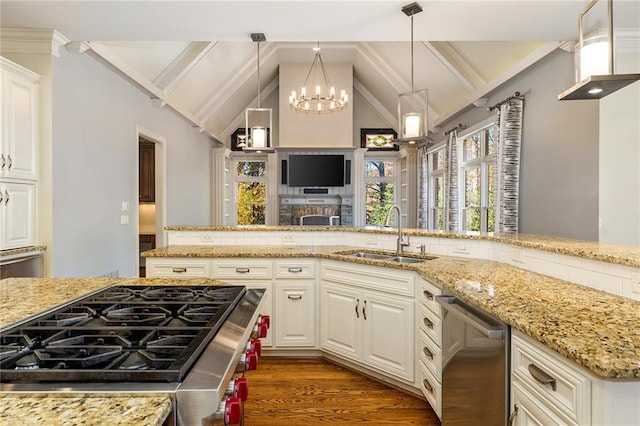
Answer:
[
  {"xmin": 274, "ymin": 281, "xmax": 315, "ymax": 347},
  {"xmin": 320, "ymin": 281, "xmax": 414, "ymax": 382},
  {"xmin": 512, "ymin": 381, "xmax": 571, "ymax": 426}
]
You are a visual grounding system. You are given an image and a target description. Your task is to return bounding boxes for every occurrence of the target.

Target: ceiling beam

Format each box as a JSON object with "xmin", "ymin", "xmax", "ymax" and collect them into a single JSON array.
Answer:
[
  {"xmin": 86, "ymin": 41, "xmax": 222, "ymax": 142},
  {"xmin": 219, "ymin": 76, "xmax": 280, "ymax": 144},
  {"xmin": 353, "ymin": 78, "xmax": 397, "ymax": 131},
  {"xmin": 421, "ymin": 41, "xmax": 485, "ymax": 94},
  {"xmin": 197, "ymin": 42, "xmax": 279, "ymax": 121},
  {"xmin": 355, "ymin": 42, "xmax": 440, "ymax": 126},
  {"xmin": 154, "ymin": 41, "xmax": 218, "ymax": 96}
]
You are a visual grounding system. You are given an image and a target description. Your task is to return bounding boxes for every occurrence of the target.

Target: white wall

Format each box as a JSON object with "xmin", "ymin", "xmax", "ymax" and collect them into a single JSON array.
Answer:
[
  {"xmin": 437, "ymin": 50, "xmax": 600, "ymax": 241},
  {"xmin": 279, "ymin": 63, "xmax": 353, "ymax": 147},
  {"xmin": 50, "ymin": 50, "xmax": 213, "ymax": 277},
  {"xmin": 599, "ymin": 81, "xmax": 640, "ymax": 246},
  {"xmin": 352, "ymin": 89, "xmax": 396, "ymax": 146}
]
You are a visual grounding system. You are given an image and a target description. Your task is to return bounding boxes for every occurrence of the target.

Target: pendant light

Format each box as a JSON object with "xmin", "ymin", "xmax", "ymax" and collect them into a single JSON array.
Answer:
[
  {"xmin": 289, "ymin": 42, "xmax": 348, "ymax": 113},
  {"xmin": 395, "ymin": 2, "xmax": 429, "ymax": 147},
  {"xmin": 558, "ymin": 0, "xmax": 640, "ymax": 101},
  {"xmin": 244, "ymin": 33, "xmax": 274, "ymax": 152}
]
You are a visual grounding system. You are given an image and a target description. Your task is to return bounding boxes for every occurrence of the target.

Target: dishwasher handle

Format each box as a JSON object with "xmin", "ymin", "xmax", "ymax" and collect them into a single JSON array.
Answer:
[{"xmin": 436, "ymin": 295, "xmax": 505, "ymax": 340}]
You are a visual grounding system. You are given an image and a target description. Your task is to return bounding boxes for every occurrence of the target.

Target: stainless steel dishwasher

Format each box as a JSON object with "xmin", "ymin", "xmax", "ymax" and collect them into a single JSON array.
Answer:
[{"xmin": 436, "ymin": 292, "xmax": 510, "ymax": 425}]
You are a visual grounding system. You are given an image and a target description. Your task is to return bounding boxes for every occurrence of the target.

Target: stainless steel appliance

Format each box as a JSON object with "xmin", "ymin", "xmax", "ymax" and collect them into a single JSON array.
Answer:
[
  {"xmin": 0, "ymin": 284, "xmax": 269, "ymax": 426},
  {"xmin": 0, "ymin": 253, "xmax": 43, "ymax": 278},
  {"xmin": 436, "ymin": 292, "xmax": 510, "ymax": 425}
]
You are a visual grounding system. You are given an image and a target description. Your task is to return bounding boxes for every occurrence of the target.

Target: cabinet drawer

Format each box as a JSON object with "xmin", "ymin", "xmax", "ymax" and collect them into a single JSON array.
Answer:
[
  {"xmin": 274, "ymin": 259, "xmax": 316, "ymax": 279},
  {"xmin": 147, "ymin": 259, "xmax": 210, "ymax": 277},
  {"xmin": 420, "ymin": 360, "xmax": 442, "ymax": 418},
  {"xmin": 512, "ymin": 381, "xmax": 575, "ymax": 426},
  {"xmin": 419, "ymin": 304, "xmax": 441, "ymax": 344},
  {"xmin": 321, "ymin": 260, "xmax": 414, "ymax": 296},
  {"xmin": 419, "ymin": 278, "xmax": 442, "ymax": 315},
  {"xmin": 212, "ymin": 259, "xmax": 273, "ymax": 279},
  {"xmin": 512, "ymin": 332, "xmax": 591, "ymax": 425},
  {"xmin": 419, "ymin": 329, "xmax": 442, "ymax": 382}
]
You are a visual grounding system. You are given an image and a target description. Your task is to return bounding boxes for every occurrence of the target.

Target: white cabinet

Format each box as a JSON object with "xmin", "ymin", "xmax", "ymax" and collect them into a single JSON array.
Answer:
[
  {"xmin": 0, "ymin": 58, "xmax": 39, "ymax": 251},
  {"xmin": 320, "ymin": 261, "xmax": 415, "ymax": 382},
  {"xmin": 417, "ymin": 278, "xmax": 444, "ymax": 417},
  {"xmin": 1, "ymin": 58, "xmax": 38, "ymax": 181},
  {"xmin": 0, "ymin": 181, "xmax": 35, "ymax": 249},
  {"xmin": 273, "ymin": 259, "xmax": 316, "ymax": 348},
  {"xmin": 146, "ymin": 258, "xmax": 211, "ymax": 277},
  {"xmin": 274, "ymin": 281, "xmax": 315, "ymax": 347}
]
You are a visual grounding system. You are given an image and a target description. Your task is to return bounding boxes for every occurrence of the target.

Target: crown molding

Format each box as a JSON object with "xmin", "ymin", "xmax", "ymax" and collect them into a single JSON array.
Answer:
[
  {"xmin": 0, "ymin": 28, "xmax": 69, "ymax": 57},
  {"xmin": 65, "ymin": 41, "xmax": 91, "ymax": 54}
]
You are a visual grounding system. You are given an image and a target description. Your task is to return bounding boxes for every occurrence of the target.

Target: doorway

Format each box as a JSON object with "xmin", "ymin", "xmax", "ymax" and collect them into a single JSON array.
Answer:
[{"xmin": 135, "ymin": 126, "xmax": 166, "ymax": 277}]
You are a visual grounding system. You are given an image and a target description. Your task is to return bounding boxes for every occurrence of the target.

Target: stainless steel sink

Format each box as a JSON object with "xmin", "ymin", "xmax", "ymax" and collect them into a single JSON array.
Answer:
[
  {"xmin": 387, "ymin": 256, "xmax": 426, "ymax": 264},
  {"xmin": 341, "ymin": 251, "xmax": 434, "ymax": 263},
  {"xmin": 346, "ymin": 251, "xmax": 394, "ymax": 260}
]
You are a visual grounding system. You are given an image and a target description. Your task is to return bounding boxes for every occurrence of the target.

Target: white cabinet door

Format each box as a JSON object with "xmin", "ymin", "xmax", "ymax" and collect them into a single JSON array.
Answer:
[
  {"xmin": 320, "ymin": 282, "xmax": 360, "ymax": 362},
  {"xmin": 361, "ymin": 291, "xmax": 414, "ymax": 381},
  {"xmin": 512, "ymin": 382, "xmax": 571, "ymax": 426},
  {"xmin": 274, "ymin": 281, "xmax": 315, "ymax": 347},
  {"xmin": 0, "ymin": 182, "xmax": 35, "ymax": 249},
  {"xmin": 1, "ymin": 67, "xmax": 38, "ymax": 181}
]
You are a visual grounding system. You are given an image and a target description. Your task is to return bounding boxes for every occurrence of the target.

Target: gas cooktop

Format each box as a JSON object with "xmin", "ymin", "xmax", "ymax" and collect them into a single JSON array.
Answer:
[{"xmin": 0, "ymin": 284, "xmax": 246, "ymax": 382}]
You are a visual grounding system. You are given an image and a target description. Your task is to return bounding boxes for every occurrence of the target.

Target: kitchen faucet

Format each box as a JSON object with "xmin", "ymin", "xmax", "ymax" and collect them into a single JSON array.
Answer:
[{"xmin": 384, "ymin": 204, "xmax": 410, "ymax": 255}]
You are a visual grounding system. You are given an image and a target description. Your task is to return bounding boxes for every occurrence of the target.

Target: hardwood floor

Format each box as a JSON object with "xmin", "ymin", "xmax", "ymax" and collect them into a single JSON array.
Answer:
[{"xmin": 243, "ymin": 357, "xmax": 440, "ymax": 425}]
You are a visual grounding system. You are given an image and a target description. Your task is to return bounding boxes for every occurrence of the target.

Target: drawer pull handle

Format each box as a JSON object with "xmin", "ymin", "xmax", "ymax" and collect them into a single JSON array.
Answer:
[
  {"xmin": 0, "ymin": 154, "xmax": 5, "ymax": 170},
  {"xmin": 7, "ymin": 155, "xmax": 12, "ymax": 170},
  {"xmin": 423, "ymin": 347, "xmax": 433, "ymax": 359},
  {"xmin": 172, "ymin": 268, "xmax": 187, "ymax": 273},
  {"xmin": 287, "ymin": 267, "xmax": 303, "ymax": 273},
  {"xmin": 355, "ymin": 298, "xmax": 359, "ymax": 319},
  {"xmin": 528, "ymin": 364, "xmax": 557, "ymax": 391},
  {"xmin": 362, "ymin": 300, "xmax": 367, "ymax": 320},
  {"xmin": 423, "ymin": 290, "xmax": 434, "ymax": 300},
  {"xmin": 423, "ymin": 318, "xmax": 434, "ymax": 329},
  {"xmin": 235, "ymin": 268, "xmax": 250, "ymax": 273},
  {"xmin": 288, "ymin": 294, "xmax": 303, "ymax": 300},
  {"xmin": 422, "ymin": 378, "xmax": 433, "ymax": 392}
]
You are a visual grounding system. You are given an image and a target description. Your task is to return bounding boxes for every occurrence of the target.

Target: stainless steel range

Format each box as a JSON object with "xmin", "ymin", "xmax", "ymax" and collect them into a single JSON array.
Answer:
[{"xmin": 0, "ymin": 284, "xmax": 269, "ymax": 426}]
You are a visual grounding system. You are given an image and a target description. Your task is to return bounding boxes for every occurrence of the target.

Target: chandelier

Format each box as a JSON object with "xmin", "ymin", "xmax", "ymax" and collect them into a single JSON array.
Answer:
[{"xmin": 289, "ymin": 42, "xmax": 348, "ymax": 113}]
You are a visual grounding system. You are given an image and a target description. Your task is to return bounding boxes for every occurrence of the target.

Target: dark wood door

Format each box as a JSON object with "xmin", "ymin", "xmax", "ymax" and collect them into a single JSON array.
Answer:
[{"xmin": 139, "ymin": 141, "xmax": 155, "ymax": 202}]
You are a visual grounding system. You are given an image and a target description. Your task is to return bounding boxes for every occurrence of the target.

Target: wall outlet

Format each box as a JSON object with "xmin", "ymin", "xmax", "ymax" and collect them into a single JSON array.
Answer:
[
  {"xmin": 120, "ymin": 215, "xmax": 129, "ymax": 225},
  {"xmin": 512, "ymin": 249, "xmax": 524, "ymax": 263},
  {"xmin": 121, "ymin": 201, "xmax": 130, "ymax": 212},
  {"xmin": 281, "ymin": 234, "xmax": 295, "ymax": 243},
  {"xmin": 632, "ymin": 272, "xmax": 640, "ymax": 294},
  {"xmin": 452, "ymin": 244, "xmax": 469, "ymax": 254}
]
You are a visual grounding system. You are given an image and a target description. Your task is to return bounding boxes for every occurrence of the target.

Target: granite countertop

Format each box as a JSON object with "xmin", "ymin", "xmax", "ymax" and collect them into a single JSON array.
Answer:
[
  {"xmin": 142, "ymin": 244, "xmax": 640, "ymax": 379},
  {"xmin": 0, "ymin": 245, "xmax": 47, "ymax": 258},
  {"xmin": 163, "ymin": 225, "xmax": 640, "ymax": 267},
  {"xmin": 0, "ymin": 277, "xmax": 230, "ymax": 426}
]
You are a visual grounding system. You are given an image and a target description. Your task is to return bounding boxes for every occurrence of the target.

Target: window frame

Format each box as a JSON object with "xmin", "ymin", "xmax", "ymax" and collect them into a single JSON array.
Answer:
[
  {"xmin": 363, "ymin": 151, "xmax": 400, "ymax": 226},
  {"xmin": 456, "ymin": 117, "xmax": 497, "ymax": 234},
  {"xmin": 424, "ymin": 142, "xmax": 447, "ymax": 231},
  {"xmin": 231, "ymin": 155, "xmax": 269, "ymax": 226}
]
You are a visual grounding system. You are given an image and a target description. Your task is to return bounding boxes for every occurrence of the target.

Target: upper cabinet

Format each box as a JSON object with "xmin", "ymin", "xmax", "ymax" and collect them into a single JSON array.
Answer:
[
  {"xmin": 1, "ymin": 57, "xmax": 39, "ymax": 181},
  {"xmin": 138, "ymin": 140, "xmax": 155, "ymax": 203}
]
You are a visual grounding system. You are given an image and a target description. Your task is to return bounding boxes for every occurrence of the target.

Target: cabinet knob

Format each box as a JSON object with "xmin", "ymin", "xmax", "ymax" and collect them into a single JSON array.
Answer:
[
  {"xmin": 423, "ymin": 317, "xmax": 434, "ymax": 329},
  {"xmin": 172, "ymin": 267, "xmax": 187, "ymax": 273},
  {"xmin": 423, "ymin": 347, "xmax": 433, "ymax": 359},
  {"xmin": 287, "ymin": 294, "xmax": 303, "ymax": 300},
  {"xmin": 287, "ymin": 267, "xmax": 303, "ymax": 273},
  {"xmin": 423, "ymin": 290, "xmax": 434, "ymax": 300},
  {"xmin": 235, "ymin": 268, "xmax": 250, "ymax": 273}
]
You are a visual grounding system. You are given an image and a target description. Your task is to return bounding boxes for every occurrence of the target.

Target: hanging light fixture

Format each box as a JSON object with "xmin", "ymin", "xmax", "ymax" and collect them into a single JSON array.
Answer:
[
  {"xmin": 243, "ymin": 33, "xmax": 274, "ymax": 152},
  {"xmin": 558, "ymin": 0, "xmax": 640, "ymax": 101},
  {"xmin": 289, "ymin": 42, "xmax": 348, "ymax": 113},
  {"xmin": 395, "ymin": 2, "xmax": 429, "ymax": 147}
]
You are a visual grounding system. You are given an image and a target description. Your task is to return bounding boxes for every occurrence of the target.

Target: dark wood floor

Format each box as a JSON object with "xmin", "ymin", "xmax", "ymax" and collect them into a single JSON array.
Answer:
[{"xmin": 243, "ymin": 357, "xmax": 440, "ymax": 425}]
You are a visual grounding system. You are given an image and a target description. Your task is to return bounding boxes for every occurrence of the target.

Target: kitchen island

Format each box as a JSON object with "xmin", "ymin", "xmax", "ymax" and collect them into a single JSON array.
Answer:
[{"xmin": 0, "ymin": 277, "xmax": 233, "ymax": 426}]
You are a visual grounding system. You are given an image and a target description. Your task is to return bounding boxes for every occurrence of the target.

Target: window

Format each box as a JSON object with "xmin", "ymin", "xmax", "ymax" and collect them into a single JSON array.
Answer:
[
  {"xmin": 427, "ymin": 147, "xmax": 446, "ymax": 230},
  {"xmin": 364, "ymin": 157, "xmax": 397, "ymax": 225},
  {"xmin": 234, "ymin": 159, "xmax": 267, "ymax": 225},
  {"xmin": 458, "ymin": 124, "xmax": 497, "ymax": 233}
]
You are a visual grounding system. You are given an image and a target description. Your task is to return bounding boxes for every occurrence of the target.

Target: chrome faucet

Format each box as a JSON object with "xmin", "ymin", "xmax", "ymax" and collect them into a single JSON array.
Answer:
[{"xmin": 384, "ymin": 204, "xmax": 410, "ymax": 255}]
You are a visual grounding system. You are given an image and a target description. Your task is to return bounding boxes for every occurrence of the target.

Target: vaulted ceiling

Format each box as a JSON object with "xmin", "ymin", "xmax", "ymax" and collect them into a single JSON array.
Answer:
[{"xmin": 2, "ymin": 0, "xmax": 638, "ymax": 145}]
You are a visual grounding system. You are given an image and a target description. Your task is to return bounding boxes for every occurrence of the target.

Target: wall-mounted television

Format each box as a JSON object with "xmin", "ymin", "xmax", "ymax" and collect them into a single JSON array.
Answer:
[{"xmin": 288, "ymin": 154, "xmax": 345, "ymax": 187}]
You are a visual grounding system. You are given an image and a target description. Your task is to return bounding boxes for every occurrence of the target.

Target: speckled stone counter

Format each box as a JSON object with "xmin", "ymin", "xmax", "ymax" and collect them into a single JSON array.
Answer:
[
  {"xmin": 0, "ymin": 277, "xmax": 231, "ymax": 426},
  {"xmin": 143, "ymin": 244, "xmax": 640, "ymax": 379},
  {"xmin": 164, "ymin": 225, "xmax": 640, "ymax": 267},
  {"xmin": 0, "ymin": 245, "xmax": 46, "ymax": 258}
]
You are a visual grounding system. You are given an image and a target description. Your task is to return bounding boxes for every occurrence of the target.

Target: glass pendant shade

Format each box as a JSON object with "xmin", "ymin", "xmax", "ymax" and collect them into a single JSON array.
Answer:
[
  {"xmin": 576, "ymin": 29, "xmax": 610, "ymax": 82},
  {"xmin": 245, "ymin": 107, "xmax": 272, "ymax": 150},
  {"xmin": 397, "ymin": 89, "xmax": 428, "ymax": 143}
]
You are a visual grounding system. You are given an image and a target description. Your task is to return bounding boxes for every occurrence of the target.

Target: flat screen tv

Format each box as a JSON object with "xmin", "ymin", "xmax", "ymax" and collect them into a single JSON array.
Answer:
[{"xmin": 288, "ymin": 154, "xmax": 345, "ymax": 187}]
